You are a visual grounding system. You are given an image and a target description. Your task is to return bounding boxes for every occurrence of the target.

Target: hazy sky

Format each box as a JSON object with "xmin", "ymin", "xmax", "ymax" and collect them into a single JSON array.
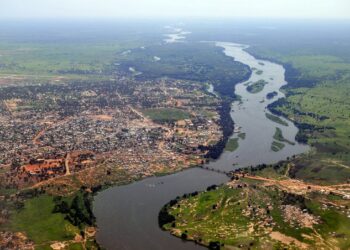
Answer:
[{"xmin": 0, "ymin": 0, "xmax": 349, "ymax": 19}]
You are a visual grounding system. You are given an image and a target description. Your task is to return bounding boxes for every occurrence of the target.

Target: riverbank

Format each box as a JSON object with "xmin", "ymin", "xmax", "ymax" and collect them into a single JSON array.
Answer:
[
  {"xmin": 161, "ymin": 163, "xmax": 350, "ymax": 250},
  {"xmin": 92, "ymin": 42, "xmax": 250, "ymax": 250},
  {"xmin": 93, "ymin": 42, "xmax": 309, "ymax": 249},
  {"xmin": 160, "ymin": 39, "xmax": 350, "ymax": 249}
]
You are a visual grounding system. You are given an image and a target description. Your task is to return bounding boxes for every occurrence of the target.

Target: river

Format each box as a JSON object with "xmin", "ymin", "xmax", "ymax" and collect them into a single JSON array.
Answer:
[
  {"xmin": 93, "ymin": 42, "xmax": 309, "ymax": 250},
  {"xmin": 163, "ymin": 28, "xmax": 191, "ymax": 43}
]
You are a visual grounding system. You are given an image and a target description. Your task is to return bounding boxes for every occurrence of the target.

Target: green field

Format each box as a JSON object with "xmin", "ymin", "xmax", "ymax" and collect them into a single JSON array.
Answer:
[
  {"xmin": 0, "ymin": 23, "xmax": 147, "ymax": 80},
  {"xmin": 9, "ymin": 195, "xmax": 78, "ymax": 244},
  {"xmin": 0, "ymin": 41, "xmax": 149, "ymax": 82},
  {"xmin": 271, "ymin": 140, "xmax": 285, "ymax": 152},
  {"xmin": 142, "ymin": 108, "xmax": 191, "ymax": 123},
  {"xmin": 270, "ymin": 76, "xmax": 350, "ymax": 183},
  {"xmin": 6, "ymin": 191, "xmax": 98, "ymax": 249}
]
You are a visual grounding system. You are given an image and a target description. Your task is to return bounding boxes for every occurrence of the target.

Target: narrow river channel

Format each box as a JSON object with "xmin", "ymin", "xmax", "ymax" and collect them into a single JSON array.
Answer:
[{"xmin": 93, "ymin": 42, "xmax": 309, "ymax": 250}]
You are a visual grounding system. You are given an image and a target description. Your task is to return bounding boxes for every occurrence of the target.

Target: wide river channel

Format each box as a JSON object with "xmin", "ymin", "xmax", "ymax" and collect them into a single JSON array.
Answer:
[{"xmin": 93, "ymin": 42, "xmax": 309, "ymax": 250}]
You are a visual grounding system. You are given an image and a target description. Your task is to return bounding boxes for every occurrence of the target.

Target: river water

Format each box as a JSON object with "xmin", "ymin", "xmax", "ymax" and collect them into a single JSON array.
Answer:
[
  {"xmin": 163, "ymin": 28, "xmax": 191, "ymax": 43},
  {"xmin": 93, "ymin": 42, "xmax": 309, "ymax": 250}
]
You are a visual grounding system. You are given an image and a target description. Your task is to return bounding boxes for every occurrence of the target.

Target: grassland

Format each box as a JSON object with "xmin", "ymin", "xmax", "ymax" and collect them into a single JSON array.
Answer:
[
  {"xmin": 250, "ymin": 43, "xmax": 350, "ymax": 185},
  {"xmin": 270, "ymin": 76, "xmax": 350, "ymax": 184},
  {"xmin": 9, "ymin": 195, "xmax": 77, "ymax": 244},
  {"xmin": 6, "ymin": 192, "xmax": 98, "ymax": 249},
  {"xmin": 265, "ymin": 112, "xmax": 289, "ymax": 126},
  {"xmin": 0, "ymin": 42, "xmax": 118, "ymax": 75},
  {"xmin": 225, "ymin": 138, "xmax": 239, "ymax": 152},
  {"xmin": 0, "ymin": 23, "xmax": 147, "ymax": 81},
  {"xmin": 246, "ymin": 80, "xmax": 268, "ymax": 94}
]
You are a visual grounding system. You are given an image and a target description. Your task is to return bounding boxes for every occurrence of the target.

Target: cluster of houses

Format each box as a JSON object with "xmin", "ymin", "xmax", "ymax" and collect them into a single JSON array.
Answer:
[{"xmin": 0, "ymin": 76, "xmax": 223, "ymax": 189}]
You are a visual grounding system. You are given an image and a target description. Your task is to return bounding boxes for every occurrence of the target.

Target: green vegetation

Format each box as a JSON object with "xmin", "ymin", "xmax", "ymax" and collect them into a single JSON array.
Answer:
[
  {"xmin": 6, "ymin": 191, "xmax": 98, "ymax": 249},
  {"xmin": 162, "ymin": 164, "xmax": 350, "ymax": 249},
  {"xmin": 163, "ymin": 186, "xmax": 254, "ymax": 248},
  {"xmin": 271, "ymin": 141, "xmax": 285, "ymax": 152},
  {"xmin": 225, "ymin": 138, "xmax": 239, "ymax": 152},
  {"xmin": 273, "ymin": 127, "xmax": 295, "ymax": 145},
  {"xmin": 142, "ymin": 108, "xmax": 191, "ymax": 123},
  {"xmin": 0, "ymin": 42, "xmax": 124, "ymax": 76},
  {"xmin": 265, "ymin": 113, "xmax": 289, "ymax": 126},
  {"xmin": 246, "ymin": 80, "xmax": 268, "ymax": 94},
  {"xmin": 9, "ymin": 195, "xmax": 78, "ymax": 244},
  {"xmin": 52, "ymin": 191, "xmax": 96, "ymax": 228},
  {"xmin": 248, "ymin": 32, "xmax": 350, "ymax": 184},
  {"xmin": 117, "ymin": 42, "xmax": 251, "ymax": 98},
  {"xmin": 0, "ymin": 22, "xmax": 148, "ymax": 79},
  {"xmin": 266, "ymin": 59, "xmax": 350, "ymax": 183}
]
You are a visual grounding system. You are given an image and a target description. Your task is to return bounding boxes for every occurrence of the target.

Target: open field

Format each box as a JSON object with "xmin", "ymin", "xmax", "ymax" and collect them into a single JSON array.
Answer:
[
  {"xmin": 0, "ymin": 42, "xmax": 123, "ymax": 76},
  {"xmin": 268, "ymin": 73, "xmax": 350, "ymax": 184},
  {"xmin": 2, "ymin": 190, "xmax": 99, "ymax": 249},
  {"xmin": 9, "ymin": 195, "xmax": 78, "ymax": 244},
  {"xmin": 0, "ymin": 21, "xmax": 152, "ymax": 81}
]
